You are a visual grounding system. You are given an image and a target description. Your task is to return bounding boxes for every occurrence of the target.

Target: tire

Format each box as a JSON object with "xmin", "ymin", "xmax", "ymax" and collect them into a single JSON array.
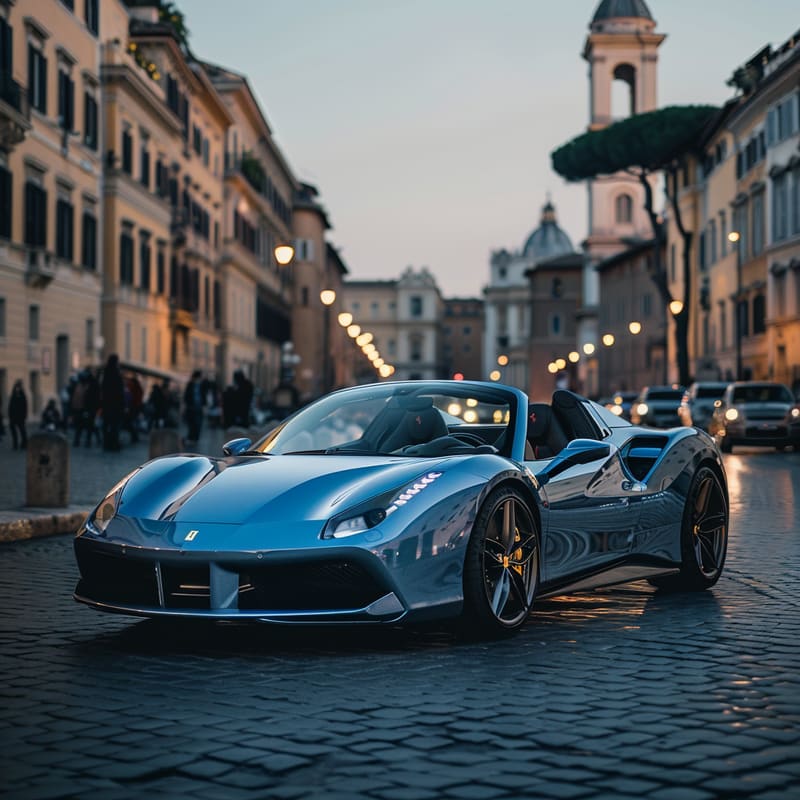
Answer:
[
  {"xmin": 650, "ymin": 465, "xmax": 728, "ymax": 591},
  {"xmin": 461, "ymin": 486, "xmax": 540, "ymax": 637}
]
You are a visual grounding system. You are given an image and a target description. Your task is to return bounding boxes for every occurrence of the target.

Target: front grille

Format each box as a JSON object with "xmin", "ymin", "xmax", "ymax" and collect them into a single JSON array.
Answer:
[
  {"xmin": 745, "ymin": 425, "xmax": 787, "ymax": 438},
  {"xmin": 76, "ymin": 543, "xmax": 388, "ymax": 613},
  {"xmin": 75, "ymin": 547, "xmax": 159, "ymax": 607},
  {"xmin": 161, "ymin": 565, "xmax": 210, "ymax": 609},
  {"xmin": 238, "ymin": 559, "xmax": 386, "ymax": 611},
  {"xmin": 748, "ymin": 411, "xmax": 786, "ymax": 421}
]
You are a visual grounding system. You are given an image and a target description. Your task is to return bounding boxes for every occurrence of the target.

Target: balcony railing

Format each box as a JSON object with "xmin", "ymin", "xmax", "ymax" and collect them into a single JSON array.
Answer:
[
  {"xmin": 0, "ymin": 71, "xmax": 31, "ymax": 150},
  {"xmin": 25, "ymin": 248, "xmax": 55, "ymax": 288}
]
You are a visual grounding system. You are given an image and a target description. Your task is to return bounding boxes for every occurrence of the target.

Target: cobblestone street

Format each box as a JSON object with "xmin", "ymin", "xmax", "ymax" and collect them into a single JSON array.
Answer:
[{"xmin": 1, "ymin": 449, "xmax": 799, "ymax": 800}]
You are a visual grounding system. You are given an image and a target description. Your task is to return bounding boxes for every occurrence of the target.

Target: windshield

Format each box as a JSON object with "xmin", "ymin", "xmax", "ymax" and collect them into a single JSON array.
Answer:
[
  {"xmin": 732, "ymin": 385, "xmax": 793, "ymax": 404},
  {"xmin": 695, "ymin": 386, "xmax": 727, "ymax": 399},
  {"xmin": 253, "ymin": 383, "xmax": 514, "ymax": 457},
  {"xmin": 646, "ymin": 390, "xmax": 683, "ymax": 401}
]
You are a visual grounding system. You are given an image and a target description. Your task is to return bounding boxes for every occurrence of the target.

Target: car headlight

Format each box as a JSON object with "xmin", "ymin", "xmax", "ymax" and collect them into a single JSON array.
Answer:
[
  {"xmin": 791, "ymin": 408, "xmax": 800, "ymax": 419},
  {"xmin": 610, "ymin": 405, "xmax": 623, "ymax": 416},
  {"xmin": 636, "ymin": 403, "xmax": 649, "ymax": 416},
  {"xmin": 725, "ymin": 408, "xmax": 739, "ymax": 422},
  {"xmin": 323, "ymin": 471, "xmax": 443, "ymax": 539},
  {"xmin": 84, "ymin": 469, "xmax": 139, "ymax": 535}
]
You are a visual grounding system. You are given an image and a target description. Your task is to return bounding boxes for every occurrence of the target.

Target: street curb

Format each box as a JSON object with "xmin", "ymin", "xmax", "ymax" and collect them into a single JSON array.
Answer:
[{"xmin": 0, "ymin": 510, "xmax": 89, "ymax": 544}]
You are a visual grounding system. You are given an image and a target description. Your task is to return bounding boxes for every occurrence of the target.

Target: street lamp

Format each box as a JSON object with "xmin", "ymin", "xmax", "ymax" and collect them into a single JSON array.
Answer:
[
  {"xmin": 729, "ymin": 230, "xmax": 742, "ymax": 380},
  {"xmin": 628, "ymin": 321, "xmax": 642, "ymax": 335},
  {"xmin": 346, "ymin": 324, "xmax": 361, "ymax": 338},
  {"xmin": 320, "ymin": 289, "xmax": 336, "ymax": 394},
  {"xmin": 274, "ymin": 244, "xmax": 294, "ymax": 266},
  {"xmin": 338, "ymin": 312, "xmax": 353, "ymax": 327},
  {"xmin": 497, "ymin": 354, "xmax": 509, "ymax": 366},
  {"xmin": 669, "ymin": 300, "xmax": 684, "ymax": 316},
  {"xmin": 602, "ymin": 334, "xmax": 615, "ymax": 347}
]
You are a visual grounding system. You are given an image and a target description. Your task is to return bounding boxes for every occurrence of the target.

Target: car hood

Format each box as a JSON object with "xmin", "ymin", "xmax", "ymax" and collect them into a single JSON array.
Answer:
[{"xmin": 116, "ymin": 454, "xmax": 447, "ymax": 525}]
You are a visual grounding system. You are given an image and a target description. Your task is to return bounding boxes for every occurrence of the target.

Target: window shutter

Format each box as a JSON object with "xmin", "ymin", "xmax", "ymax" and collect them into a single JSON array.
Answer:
[{"xmin": 0, "ymin": 167, "xmax": 11, "ymax": 239}]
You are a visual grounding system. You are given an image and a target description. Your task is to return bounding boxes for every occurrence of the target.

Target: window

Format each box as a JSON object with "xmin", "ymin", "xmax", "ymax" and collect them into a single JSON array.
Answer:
[
  {"xmin": 642, "ymin": 293, "xmax": 652, "ymax": 318},
  {"xmin": 24, "ymin": 182, "xmax": 47, "ymax": 247},
  {"xmin": 772, "ymin": 172, "xmax": 788, "ymax": 242},
  {"xmin": 552, "ymin": 278, "xmax": 563, "ymax": 298},
  {"xmin": 792, "ymin": 166, "xmax": 800, "ymax": 236},
  {"xmin": 720, "ymin": 211, "xmax": 727, "ymax": 256},
  {"xmin": 141, "ymin": 327, "xmax": 147, "ymax": 362},
  {"xmin": 156, "ymin": 248, "xmax": 165, "ymax": 294},
  {"xmin": 752, "ymin": 295, "xmax": 766, "ymax": 334},
  {"xmin": 28, "ymin": 305, "xmax": 40, "ymax": 341},
  {"xmin": 737, "ymin": 299, "xmax": 749, "ymax": 338},
  {"xmin": 0, "ymin": 165, "xmax": 11, "ymax": 239},
  {"xmin": 410, "ymin": 296, "xmax": 423, "ymax": 318},
  {"xmin": 140, "ymin": 141, "xmax": 150, "ymax": 188},
  {"xmin": 371, "ymin": 301, "xmax": 379, "ymax": 318},
  {"xmin": 55, "ymin": 197, "xmax": 74, "ymax": 260},
  {"xmin": 58, "ymin": 69, "xmax": 74, "ymax": 130},
  {"xmin": 301, "ymin": 286, "xmax": 309, "ymax": 306},
  {"xmin": 85, "ymin": 0, "xmax": 99, "ymax": 35},
  {"xmin": 719, "ymin": 302, "xmax": 727, "ymax": 350},
  {"xmin": 698, "ymin": 231, "xmax": 706, "ymax": 271},
  {"xmin": 708, "ymin": 219, "xmax": 717, "ymax": 264},
  {"xmin": 615, "ymin": 193, "xmax": 633, "ymax": 224},
  {"xmin": 669, "ymin": 244, "xmax": 676, "ymax": 283},
  {"xmin": 81, "ymin": 211, "xmax": 96, "ymax": 269},
  {"xmin": 751, "ymin": 192, "xmax": 764, "ymax": 255},
  {"xmin": 387, "ymin": 339, "xmax": 396, "ymax": 356},
  {"xmin": 120, "ymin": 231, "xmax": 134, "ymax": 285},
  {"xmin": 550, "ymin": 313, "xmax": 561, "ymax": 336},
  {"xmin": 83, "ymin": 92, "xmax": 98, "ymax": 149},
  {"xmin": 139, "ymin": 234, "xmax": 151, "ymax": 291},
  {"xmin": 121, "ymin": 129, "xmax": 132, "ymax": 174},
  {"xmin": 0, "ymin": 297, "xmax": 5, "ymax": 337},
  {"xmin": 124, "ymin": 321, "xmax": 131, "ymax": 360},
  {"xmin": 410, "ymin": 334, "xmax": 423, "ymax": 362},
  {"xmin": 28, "ymin": 45, "xmax": 47, "ymax": 114},
  {"xmin": 192, "ymin": 125, "xmax": 202, "ymax": 155}
]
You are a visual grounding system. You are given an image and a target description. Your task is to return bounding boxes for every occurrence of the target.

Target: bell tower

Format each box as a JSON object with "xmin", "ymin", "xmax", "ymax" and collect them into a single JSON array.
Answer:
[
  {"xmin": 577, "ymin": 0, "xmax": 665, "ymax": 396},
  {"xmin": 583, "ymin": 0, "xmax": 666, "ymax": 262}
]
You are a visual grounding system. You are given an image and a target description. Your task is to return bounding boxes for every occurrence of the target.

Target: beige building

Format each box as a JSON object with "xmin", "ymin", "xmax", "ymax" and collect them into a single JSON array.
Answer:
[
  {"xmin": 100, "ymin": 3, "xmax": 231, "ymax": 388},
  {"xmin": 291, "ymin": 183, "xmax": 351, "ymax": 400},
  {"xmin": 204, "ymin": 61, "xmax": 295, "ymax": 395},
  {"xmin": 0, "ymin": 0, "xmax": 103, "ymax": 414},
  {"xmin": 343, "ymin": 267, "xmax": 444, "ymax": 384}
]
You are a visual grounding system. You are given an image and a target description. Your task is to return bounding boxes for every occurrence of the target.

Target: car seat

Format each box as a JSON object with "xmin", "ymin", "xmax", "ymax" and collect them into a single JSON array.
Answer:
[
  {"xmin": 379, "ymin": 397, "xmax": 448, "ymax": 452},
  {"xmin": 526, "ymin": 403, "xmax": 569, "ymax": 459}
]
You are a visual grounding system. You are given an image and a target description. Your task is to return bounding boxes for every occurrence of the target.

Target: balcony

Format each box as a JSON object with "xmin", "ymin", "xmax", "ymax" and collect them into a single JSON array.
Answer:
[
  {"xmin": 25, "ymin": 249, "xmax": 55, "ymax": 288},
  {"xmin": 169, "ymin": 307, "xmax": 194, "ymax": 330},
  {"xmin": 171, "ymin": 208, "xmax": 189, "ymax": 246},
  {"xmin": 0, "ymin": 71, "xmax": 31, "ymax": 151}
]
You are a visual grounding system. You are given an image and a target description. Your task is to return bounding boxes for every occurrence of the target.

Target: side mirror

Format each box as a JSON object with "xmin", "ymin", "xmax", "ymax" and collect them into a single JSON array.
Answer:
[
  {"xmin": 538, "ymin": 439, "xmax": 611, "ymax": 486},
  {"xmin": 223, "ymin": 437, "xmax": 252, "ymax": 456}
]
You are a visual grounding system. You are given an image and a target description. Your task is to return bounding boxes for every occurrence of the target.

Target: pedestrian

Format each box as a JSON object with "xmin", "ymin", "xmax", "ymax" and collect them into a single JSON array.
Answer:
[
  {"xmin": 183, "ymin": 370, "xmax": 205, "ymax": 446},
  {"xmin": 233, "ymin": 369, "xmax": 254, "ymax": 427},
  {"xmin": 40, "ymin": 398, "xmax": 62, "ymax": 431},
  {"xmin": 101, "ymin": 354, "xmax": 125, "ymax": 451},
  {"xmin": 8, "ymin": 379, "xmax": 28, "ymax": 450},
  {"xmin": 147, "ymin": 380, "xmax": 168, "ymax": 429}
]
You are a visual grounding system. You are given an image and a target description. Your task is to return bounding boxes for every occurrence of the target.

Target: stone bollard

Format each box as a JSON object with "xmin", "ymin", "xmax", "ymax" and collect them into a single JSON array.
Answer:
[
  {"xmin": 149, "ymin": 428, "xmax": 184, "ymax": 459},
  {"xmin": 26, "ymin": 432, "xmax": 70, "ymax": 507}
]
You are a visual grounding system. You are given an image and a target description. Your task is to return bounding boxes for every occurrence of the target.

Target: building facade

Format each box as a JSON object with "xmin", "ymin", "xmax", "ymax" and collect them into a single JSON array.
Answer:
[
  {"xmin": 0, "ymin": 0, "xmax": 104, "ymax": 415},
  {"xmin": 484, "ymin": 201, "xmax": 575, "ymax": 392},
  {"xmin": 441, "ymin": 298, "xmax": 483, "ymax": 381}
]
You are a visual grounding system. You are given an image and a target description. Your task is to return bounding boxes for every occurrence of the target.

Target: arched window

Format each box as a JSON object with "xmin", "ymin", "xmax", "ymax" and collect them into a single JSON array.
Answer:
[
  {"xmin": 611, "ymin": 63, "xmax": 636, "ymax": 119},
  {"xmin": 616, "ymin": 193, "xmax": 633, "ymax": 224},
  {"xmin": 552, "ymin": 278, "xmax": 563, "ymax": 298}
]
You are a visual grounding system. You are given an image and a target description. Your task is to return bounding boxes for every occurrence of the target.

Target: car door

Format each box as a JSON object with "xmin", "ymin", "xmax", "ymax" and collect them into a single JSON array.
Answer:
[{"xmin": 528, "ymin": 443, "xmax": 642, "ymax": 586}]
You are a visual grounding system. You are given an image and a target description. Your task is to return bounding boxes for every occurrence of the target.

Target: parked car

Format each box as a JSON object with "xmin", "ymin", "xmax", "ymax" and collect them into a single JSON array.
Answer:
[
  {"xmin": 606, "ymin": 391, "xmax": 638, "ymax": 421},
  {"xmin": 678, "ymin": 382, "xmax": 730, "ymax": 431},
  {"xmin": 710, "ymin": 381, "xmax": 800, "ymax": 453},
  {"xmin": 73, "ymin": 381, "xmax": 728, "ymax": 637},
  {"xmin": 630, "ymin": 386, "xmax": 684, "ymax": 428}
]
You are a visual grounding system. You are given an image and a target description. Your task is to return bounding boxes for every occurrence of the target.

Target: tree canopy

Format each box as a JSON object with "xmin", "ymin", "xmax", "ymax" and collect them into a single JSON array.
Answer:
[{"xmin": 551, "ymin": 105, "xmax": 718, "ymax": 181}]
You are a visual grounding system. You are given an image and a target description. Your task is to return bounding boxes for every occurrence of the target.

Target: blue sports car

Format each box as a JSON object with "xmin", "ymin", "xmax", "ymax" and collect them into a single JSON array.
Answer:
[{"xmin": 74, "ymin": 381, "xmax": 729, "ymax": 636}]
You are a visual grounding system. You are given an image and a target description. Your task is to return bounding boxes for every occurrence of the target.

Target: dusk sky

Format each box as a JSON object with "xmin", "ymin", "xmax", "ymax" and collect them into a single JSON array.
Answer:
[{"xmin": 187, "ymin": 1, "xmax": 800, "ymax": 297}]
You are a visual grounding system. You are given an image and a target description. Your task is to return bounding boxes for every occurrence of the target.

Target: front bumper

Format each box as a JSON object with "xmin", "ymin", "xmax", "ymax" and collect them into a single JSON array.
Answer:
[
  {"xmin": 721, "ymin": 421, "xmax": 800, "ymax": 447},
  {"xmin": 74, "ymin": 536, "xmax": 407, "ymax": 623}
]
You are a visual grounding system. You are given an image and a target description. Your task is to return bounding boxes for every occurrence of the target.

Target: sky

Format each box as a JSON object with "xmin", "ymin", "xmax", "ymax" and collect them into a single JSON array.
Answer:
[{"xmin": 186, "ymin": 0, "xmax": 800, "ymax": 297}]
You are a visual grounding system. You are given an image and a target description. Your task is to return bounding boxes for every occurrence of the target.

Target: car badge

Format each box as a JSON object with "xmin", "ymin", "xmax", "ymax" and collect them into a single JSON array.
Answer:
[{"xmin": 184, "ymin": 530, "xmax": 199, "ymax": 541}]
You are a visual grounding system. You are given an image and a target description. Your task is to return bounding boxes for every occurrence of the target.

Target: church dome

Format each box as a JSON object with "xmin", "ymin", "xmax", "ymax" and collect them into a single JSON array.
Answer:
[
  {"xmin": 591, "ymin": 0, "xmax": 654, "ymax": 23},
  {"xmin": 522, "ymin": 202, "xmax": 574, "ymax": 263}
]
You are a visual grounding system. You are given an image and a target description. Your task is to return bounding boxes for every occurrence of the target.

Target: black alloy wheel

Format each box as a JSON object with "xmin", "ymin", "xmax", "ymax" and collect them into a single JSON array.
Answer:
[
  {"xmin": 462, "ymin": 486, "xmax": 539, "ymax": 636},
  {"xmin": 651, "ymin": 465, "xmax": 728, "ymax": 591}
]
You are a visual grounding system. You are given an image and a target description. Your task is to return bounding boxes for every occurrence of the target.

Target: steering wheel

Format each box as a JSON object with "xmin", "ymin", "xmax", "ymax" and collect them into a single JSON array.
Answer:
[{"xmin": 450, "ymin": 431, "xmax": 486, "ymax": 447}]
